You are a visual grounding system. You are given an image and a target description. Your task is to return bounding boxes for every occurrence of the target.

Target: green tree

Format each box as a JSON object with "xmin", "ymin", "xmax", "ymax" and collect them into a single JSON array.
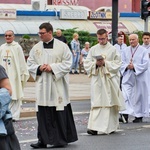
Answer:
[
  {"xmin": 19, "ymin": 35, "xmax": 39, "ymax": 58},
  {"xmin": 133, "ymin": 31, "xmax": 143, "ymax": 45},
  {"xmin": 53, "ymin": 28, "xmax": 97, "ymax": 49}
]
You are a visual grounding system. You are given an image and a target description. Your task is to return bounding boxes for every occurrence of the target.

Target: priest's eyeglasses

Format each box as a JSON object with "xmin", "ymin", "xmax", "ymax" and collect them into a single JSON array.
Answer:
[
  {"xmin": 5, "ymin": 34, "xmax": 13, "ymax": 37},
  {"xmin": 38, "ymin": 32, "xmax": 47, "ymax": 35},
  {"xmin": 97, "ymin": 37, "xmax": 107, "ymax": 41}
]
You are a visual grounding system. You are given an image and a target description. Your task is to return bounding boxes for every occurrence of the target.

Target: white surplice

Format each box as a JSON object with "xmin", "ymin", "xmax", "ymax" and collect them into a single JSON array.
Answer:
[
  {"xmin": 120, "ymin": 45, "xmax": 149, "ymax": 117},
  {"xmin": 142, "ymin": 44, "xmax": 150, "ymax": 112},
  {"xmin": 114, "ymin": 43, "xmax": 127, "ymax": 57},
  {"xmin": 27, "ymin": 39, "xmax": 72, "ymax": 111},
  {"xmin": 84, "ymin": 42, "xmax": 125, "ymax": 134},
  {"xmin": 0, "ymin": 41, "xmax": 29, "ymax": 120}
]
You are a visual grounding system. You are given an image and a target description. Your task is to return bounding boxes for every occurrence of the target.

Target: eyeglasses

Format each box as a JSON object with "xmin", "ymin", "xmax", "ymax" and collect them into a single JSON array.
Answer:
[
  {"xmin": 97, "ymin": 38, "xmax": 107, "ymax": 41},
  {"xmin": 38, "ymin": 32, "xmax": 47, "ymax": 35},
  {"xmin": 5, "ymin": 35, "xmax": 13, "ymax": 37}
]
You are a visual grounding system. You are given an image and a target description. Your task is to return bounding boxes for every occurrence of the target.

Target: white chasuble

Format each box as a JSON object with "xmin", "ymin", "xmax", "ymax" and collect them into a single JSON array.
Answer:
[
  {"xmin": 0, "ymin": 41, "xmax": 29, "ymax": 100},
  {"xmin": 27, "ymin": 39, "xmax": 72, "ymax": 111},
  {"xmin": 84, "ymin": 42, "xmax": 125, "ymax": 111},
  {"xmin": 84, "ymin": 42, "xmax": 125, "ymax": 134}
]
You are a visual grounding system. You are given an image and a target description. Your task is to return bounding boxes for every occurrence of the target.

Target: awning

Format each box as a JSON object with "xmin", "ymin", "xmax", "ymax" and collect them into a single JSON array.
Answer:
[
  {"xmin": 0, "ymin": 4, "xmax": 148, "ymax": 35},
  {"xmin": 0, "ymin": 18, "xmax": 148, "ymax": 35}
]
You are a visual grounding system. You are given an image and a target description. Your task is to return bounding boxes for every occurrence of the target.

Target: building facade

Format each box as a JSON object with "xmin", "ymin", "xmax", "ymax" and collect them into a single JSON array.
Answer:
[{"xmin": 0, "ymin": 0, "xmax": 140, "ymax": 12}]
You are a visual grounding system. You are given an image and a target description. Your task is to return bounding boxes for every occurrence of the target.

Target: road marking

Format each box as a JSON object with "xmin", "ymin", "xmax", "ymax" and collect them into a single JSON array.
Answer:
[
  {"xmin": 73, "ymin": 111, "xmax": 90, "ymax": 115},
  {"xmin": 20, "ymin": 111, "xmax": 90, "ymax": 120},
  {"xmin": 142, "ymin": 125, "xmax": 150, "ymax": 128},
  {"xmin": 19, "ymin": 139, "xmax": 37, "ymax": 144}
]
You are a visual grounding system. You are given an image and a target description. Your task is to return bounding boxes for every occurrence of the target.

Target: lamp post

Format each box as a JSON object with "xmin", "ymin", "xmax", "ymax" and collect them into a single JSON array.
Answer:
[{"xmin": 112, "ymin": 0, "xmax": 118, "ymax": 45}]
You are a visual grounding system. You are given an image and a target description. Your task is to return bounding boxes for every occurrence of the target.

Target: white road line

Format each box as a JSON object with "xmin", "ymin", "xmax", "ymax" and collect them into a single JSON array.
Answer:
[
  {"xmin": 19, "ymin": 111, "xmax": 90, "ymax": 120},
  {"xmin": 142, "ymin": 125, "xmax": 150, "ymax": 128},
  {"xmin": 19, "ymin": 139, "xmax": 37, "ymax": 144},
  {"xmin": 73, "ymin": 111, "xmax": 90, "ymax": 115}
]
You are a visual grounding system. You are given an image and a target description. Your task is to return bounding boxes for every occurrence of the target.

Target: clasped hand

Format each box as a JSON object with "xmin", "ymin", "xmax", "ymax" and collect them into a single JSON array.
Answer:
[
  {"xmin": 127, "ymin": 61, "xmax": 134, "ymax": 70},
  {"xmin": 96, "ymin": 59, "xmax": 105, "ymax": 67},
  {"xmin": 40, "ymin": 64, "xmax": 52, "ymax": 72}
]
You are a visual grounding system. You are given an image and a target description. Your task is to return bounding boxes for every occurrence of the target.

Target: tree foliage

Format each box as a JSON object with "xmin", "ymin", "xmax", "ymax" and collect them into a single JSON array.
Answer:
[
  {"xmin": 124, "ymin": 31, "xmax": 144, "ymax": 46},
  {"xmin": 53, "ymin": 28, "xmax": 98, "ymax": 49},
  {"xmin": 19, "ymin": 35, "xmax": 39, "ymax": 56},
  {"xmin": 133, "ymin": 30, "xmax": 144, "ymax": 45}
]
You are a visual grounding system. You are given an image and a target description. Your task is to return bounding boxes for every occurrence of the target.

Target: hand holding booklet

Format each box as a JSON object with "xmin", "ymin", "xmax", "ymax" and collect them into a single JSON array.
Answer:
[{"xmin": 93, "ymin": 55, "xmax": 105, "ymax": 60}]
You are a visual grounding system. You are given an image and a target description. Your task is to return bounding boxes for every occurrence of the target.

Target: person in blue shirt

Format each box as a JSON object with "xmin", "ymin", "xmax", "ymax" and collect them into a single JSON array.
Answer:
[{"xmin": 69, "ymin": 33, "xmax": 81, "ymax": 74}]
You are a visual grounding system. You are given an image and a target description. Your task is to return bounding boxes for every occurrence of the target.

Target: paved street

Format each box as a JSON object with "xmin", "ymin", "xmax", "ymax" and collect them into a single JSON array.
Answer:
[
  {"xmin": 15, "ymin": 100, "xmax": 150, "ymax": 150},
  {"xmin": 14, "ymin": 74, "xmax": 150, "ymax": 150}
]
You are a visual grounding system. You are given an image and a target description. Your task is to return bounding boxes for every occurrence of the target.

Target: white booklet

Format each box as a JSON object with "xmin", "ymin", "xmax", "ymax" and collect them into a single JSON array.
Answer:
[{"xmin": 93, "ymin": 55, "xmax": 105, "ymax": 60}]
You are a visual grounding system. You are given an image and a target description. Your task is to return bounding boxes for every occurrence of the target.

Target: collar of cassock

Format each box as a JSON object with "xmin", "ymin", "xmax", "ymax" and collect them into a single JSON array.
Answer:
[
  {"xmin": 143, "ymin": 43, "xmax": 150, "ymax": 49},
  {"xmin": 43, "ymin": 38, "xmax": 54, "ymax": 48}
]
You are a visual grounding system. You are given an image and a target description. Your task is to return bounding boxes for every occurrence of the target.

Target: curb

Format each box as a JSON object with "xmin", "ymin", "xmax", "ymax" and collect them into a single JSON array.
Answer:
[
  {"xmin": 21, "ymin": 97, "xmax": 90, "ymax": 118},
  {"xmin": 20, "ymin": 109, "xmax": 36, "ymax": 118},
  {"xmin": 22, "ymin": 96, "xmax": 90, "ymax": 102}
]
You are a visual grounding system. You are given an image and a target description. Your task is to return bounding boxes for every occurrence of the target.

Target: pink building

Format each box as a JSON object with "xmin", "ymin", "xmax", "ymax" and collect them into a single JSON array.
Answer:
[
  {"xmin": 0, "ymin": 0, "xmax": 30, "ymax": 4},
  {"xmin": 0, "ymin": 0, "xmax": 140, "ymax": 12},
  {"xmin": 79, "ymin": 0, "xmax": 132, "ymax": 12}
]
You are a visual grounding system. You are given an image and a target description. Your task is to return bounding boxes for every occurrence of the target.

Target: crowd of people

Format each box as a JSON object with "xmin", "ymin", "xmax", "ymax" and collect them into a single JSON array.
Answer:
[{"xmin": 0, "ymin": 21, "xmax": 150, "ymax": 149}]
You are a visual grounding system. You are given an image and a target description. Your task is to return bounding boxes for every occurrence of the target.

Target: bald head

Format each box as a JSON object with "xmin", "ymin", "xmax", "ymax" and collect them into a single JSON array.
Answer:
[
  {"xmin": 129, "ymin": 34, "xmax": 139, "ymax": 47},
  {"xmin": 56, "ymin": 29, "xmax": 62, "ymax": 37},
  {"xmin": 129, "ymin": 34, "xmax": 138, "ymax": 39}
]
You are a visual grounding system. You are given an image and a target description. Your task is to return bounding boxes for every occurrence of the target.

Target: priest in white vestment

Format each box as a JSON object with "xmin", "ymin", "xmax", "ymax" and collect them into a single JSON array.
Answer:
[
  {"xmin": 27, "ymin": 22, "xmax": 78, "ymax": 149},
  {"xmin": 0, "ymin": 30, "xmax": 29, "ymax": 121},
  {"xmin": 120, "ymin": 34, "xmax": 149, "ymax": 123},
  {"xmin": 84, "ymin": 29, "xmax": 125, "ymax": 135},
  {"xmin": 142, "ymin": 32, "xmax": 150, "ymax": 112}
]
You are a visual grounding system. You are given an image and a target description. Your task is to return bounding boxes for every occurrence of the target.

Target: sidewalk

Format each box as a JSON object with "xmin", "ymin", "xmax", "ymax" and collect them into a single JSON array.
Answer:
[{"xmin": 21, "ymin": 74, "xmax": 91, "ymax": 118}]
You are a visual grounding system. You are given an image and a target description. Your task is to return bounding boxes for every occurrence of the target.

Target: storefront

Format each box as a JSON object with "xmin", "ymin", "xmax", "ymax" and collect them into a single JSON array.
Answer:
[{"xmin": 0, "ymin": 4, "xmax": 148, "ymax": 44}]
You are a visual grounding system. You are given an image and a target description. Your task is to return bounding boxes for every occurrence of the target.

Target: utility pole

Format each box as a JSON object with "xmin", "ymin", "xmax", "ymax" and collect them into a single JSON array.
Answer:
[
  {"xmin": 144, "ymin": 17, "xmax": 149, "ymax": 32},
  {"xmin": 112, "ymin": 0, "xmax": 118, "ymax": 45}
]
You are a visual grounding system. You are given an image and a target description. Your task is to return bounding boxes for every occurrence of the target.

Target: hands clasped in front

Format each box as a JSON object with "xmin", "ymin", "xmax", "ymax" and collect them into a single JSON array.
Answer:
[
  {"xmin": 40, "ymin": 64, "xmax": 52, "ymax": 72},
  {"xmin": 96, "ymin": 59, "xmax": 105, "ymax": 67},
  {"xmin": 127, "ymin": 61, "xmax": 134, "ymax": 70}
]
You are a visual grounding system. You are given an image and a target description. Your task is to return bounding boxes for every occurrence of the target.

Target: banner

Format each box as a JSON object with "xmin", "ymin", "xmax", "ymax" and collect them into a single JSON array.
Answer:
[
  {"xmin": 89, "ymin": 11, "xmax": 112, "ymax": 20},
  {"xmin": 0, "ymin": 9, "xmax": 16, "ymax": 20},
  {"xmin": 53, "ymin": 0, "xmax": 79, "ymax": 5}
]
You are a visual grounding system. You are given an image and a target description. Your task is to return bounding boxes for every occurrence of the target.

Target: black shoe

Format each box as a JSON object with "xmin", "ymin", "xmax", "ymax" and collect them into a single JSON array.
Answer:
[
  {"xmin": 74, "ymin": 71, "xmax": 79, "ymax": 74},
  {"xmin": 119, "ymin": 114, "xmax": 128, "ymax": 123},
  {"xmin": 30, "ymin": 141, "xmax": 47, "ymax": 149},
  {"xmin": 87, "ymin": 129, "xmax": 98, "ymax": 135},
  {"xmin": 69, "ymin": 71, "xmax": 74, "ymax": 74},
  {"xmin": 133, "ymin": 117, "xmax": 143, "ymax": 123}
]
